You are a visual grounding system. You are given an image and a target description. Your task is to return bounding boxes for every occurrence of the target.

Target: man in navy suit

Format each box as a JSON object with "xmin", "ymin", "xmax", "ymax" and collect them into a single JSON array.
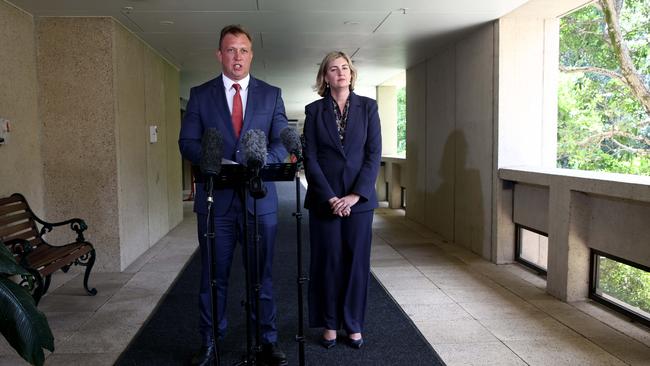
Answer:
[{"xmin": 179, "ymin": 24, "xmax": 288, "ymax": 366}]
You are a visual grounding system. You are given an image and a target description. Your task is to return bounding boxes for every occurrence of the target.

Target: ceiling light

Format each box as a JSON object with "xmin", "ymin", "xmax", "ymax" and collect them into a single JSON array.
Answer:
[
  {"xmin": 122, "ymin": 6, "xmax": 134, "ymax": 12},
  {"xmin": 343, "ymin": 20, "xmax": 360, "ymax": 26},
  {"xmin": 160, "ymin": 20, "xmax": 175, "ymax": 26}
]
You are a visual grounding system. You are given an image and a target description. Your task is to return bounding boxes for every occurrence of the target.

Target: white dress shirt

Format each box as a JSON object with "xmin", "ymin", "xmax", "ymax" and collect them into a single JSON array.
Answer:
[{"xmin": 222, "ymin": 73, "xmax": 250, "ymax": 120}]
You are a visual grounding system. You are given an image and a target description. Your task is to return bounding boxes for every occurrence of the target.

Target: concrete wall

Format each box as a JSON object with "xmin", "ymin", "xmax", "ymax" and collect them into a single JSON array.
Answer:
[
  {"xmin": 424, "ymin": 49, "xmax": 455, "ymax": 240},
  {"xmin": 114, "ymin": 23, "xmax": 183, "ymax": 269},
  {"xmin": 454, "ymin": 26, "xmax": 495, "ymax": 259},
  {"xmin": 165, "ymin": 64, "xmax": 182, "ymax": 231},
  {"xmin": 377, "ymin": 85, "xmax": 398, "ymax": 156},
  {"xmin": 37, "ymin": 18, "xmax": 121, "ymax": 271},
  {"xmin": 17, "ymin": 16, "xmax": 183, "ymax": 272},
  {"xmin": 114, "ymin": 22, "xmax": 149, "ymax": 270},
  {"xmin": 500, "ymin": 167, "xmax": 650, "ymax": 301},
  {"xmin": 144, "ymin": 47, "xmax": 169, "ymax": 247},
  {"xmin": 405, "ymin": 62, "xmax": 427, "ymax": 224},
  {"xmin": 0, "ymin": 2, "xmax": 44, "ymax": 214},
  {"xmin": 405, "ymin": 23, "xmax": 496, "ymax": 258}
]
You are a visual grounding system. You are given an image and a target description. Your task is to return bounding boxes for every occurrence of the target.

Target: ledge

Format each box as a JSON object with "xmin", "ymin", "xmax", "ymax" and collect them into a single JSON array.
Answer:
[{"xmin": 499, "ymin": 166, "xmax": 650, "ymax": 203}]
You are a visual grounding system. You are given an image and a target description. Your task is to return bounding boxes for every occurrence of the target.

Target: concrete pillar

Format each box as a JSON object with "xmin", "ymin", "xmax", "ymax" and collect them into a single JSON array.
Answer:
[
  {"xmin": 547, "ymin": 186, "xmax": 590, "ymax": 301},
  {"xmin": 37, "ymin": 17, "xmax": 181, "ymax": 271},
  {"xmin": 385, "ymin": 161, "xmax": 403, "ymax": 209},
  {"xmin": 377, "ymin": 85, "xmax": 398, "ymax": 156}
]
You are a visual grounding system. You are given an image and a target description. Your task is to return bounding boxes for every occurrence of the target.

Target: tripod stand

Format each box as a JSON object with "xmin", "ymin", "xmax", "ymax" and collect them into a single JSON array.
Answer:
[
  {"xmin": 291, "ymin": 162, "xmax": 307, "ymax": 366},
  {"xmin": 205, "ymin": 175, "xmax": 222, "ymax": 366},
  {"xmin": 209, "ymin": 163, "xmax": 296, "ymax": 366}
]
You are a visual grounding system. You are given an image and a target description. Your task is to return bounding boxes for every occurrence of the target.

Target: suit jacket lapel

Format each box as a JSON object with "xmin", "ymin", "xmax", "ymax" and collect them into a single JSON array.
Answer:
[
  {"xmin": 242, "ymin": 77, "xmax": 258, "ymax": 136},
  {"xmin": 323, "ymin": 93, "xmax": 346, "ymax": 156},
  {"xmin": 211, "ymin": 75, "xmax": 236, "ymax": 139},
  {"xmin": 343, "ymin": 92, "xmax": 362, "ymax": 156}
]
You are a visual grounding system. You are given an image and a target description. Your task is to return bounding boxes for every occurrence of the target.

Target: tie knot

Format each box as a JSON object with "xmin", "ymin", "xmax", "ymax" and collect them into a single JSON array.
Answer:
[{"xmin": 233, "ymin": 83, "xmax": 241, "ymax": 92}]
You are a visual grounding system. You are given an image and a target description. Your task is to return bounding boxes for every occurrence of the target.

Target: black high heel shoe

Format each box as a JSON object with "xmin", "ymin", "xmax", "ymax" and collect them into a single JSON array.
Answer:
[
  {"xmin": 348, "ymin": 337, "xmax": 363, "ymax": 349},
  {"xmin": 321, "ymin": 336, "xmax": 337, "ymax": 349}
]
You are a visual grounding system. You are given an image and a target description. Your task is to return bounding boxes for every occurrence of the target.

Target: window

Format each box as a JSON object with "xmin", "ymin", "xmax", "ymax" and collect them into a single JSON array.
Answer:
[
  {"xmin": 515, "ymin": 225, "xmax": 548, "ymax": 275},
  {"xmin": 590, "ymin": 250, "xmax": 650, "ymax": 326},
  {"xmin": 397, "ymin": 86, "xmax": 406, "ymax": 155},
  {"xmin": 557, "ymin": 1, "xmax": 650, "ymax": 176}
]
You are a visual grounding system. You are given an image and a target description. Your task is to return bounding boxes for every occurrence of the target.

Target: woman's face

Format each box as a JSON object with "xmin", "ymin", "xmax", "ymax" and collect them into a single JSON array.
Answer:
[{"xmin": 324, "ymin": 57, "xmax": 351, "ymax": 91}]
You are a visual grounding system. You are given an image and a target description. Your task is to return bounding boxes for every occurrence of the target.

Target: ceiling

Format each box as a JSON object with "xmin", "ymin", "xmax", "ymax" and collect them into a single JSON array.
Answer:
[{"xmin": 9, "ymin": 0, "xmax": 529, "ymax": 119}]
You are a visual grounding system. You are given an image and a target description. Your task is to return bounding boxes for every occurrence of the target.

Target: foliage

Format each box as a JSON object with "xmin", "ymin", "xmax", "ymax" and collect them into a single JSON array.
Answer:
[
  {"xmin": 397, "ymin": 86, "xmax": 407, "ymax": 154},
  {"xmin": 560, "ymin": 0, "xmax": 650, "ymax": 320},
  {"xmin": 598, "ymin": 257, "xmax": 650, "ymax": 314},
  {"xmin": 0, "ymin": 243, "xmax": 54, "ymax": 366},
  {"xmin": 558, "ymin": 0, "xmax": 650, "ymax": 175}
]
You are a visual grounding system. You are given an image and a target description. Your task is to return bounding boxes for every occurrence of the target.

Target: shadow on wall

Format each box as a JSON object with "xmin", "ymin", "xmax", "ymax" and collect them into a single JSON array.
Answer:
[{"xmin": 431, "ymin": 130, "xmax": 484, "ymax": 254}]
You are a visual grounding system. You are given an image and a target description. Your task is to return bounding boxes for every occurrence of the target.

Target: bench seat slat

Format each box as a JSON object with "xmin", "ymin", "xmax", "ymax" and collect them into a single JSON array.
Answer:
[
  {"xmin": 3, "ymin": 230, "xmax": 40, "ymax": 245},
  {"xmin": 22, "ymin": 243, "xmax": 91, "ymax": 271},
  {"xmin": 0, "ymin": 221, "xmax": 35, "ymax": 239},
  {"xmin": 0, "ymin": 195, "xmax": 23, "ymax": 206},
  {"xmin": 38, "ymin": 246, "xmax": 92, "ymax": 276},
  {"xmin": 0, "ymin": 212, "xmax": 31, "ymax": 227},
  {"xmin": 0, "ymin": 201, "xmax": 28, "ymax": 216}
]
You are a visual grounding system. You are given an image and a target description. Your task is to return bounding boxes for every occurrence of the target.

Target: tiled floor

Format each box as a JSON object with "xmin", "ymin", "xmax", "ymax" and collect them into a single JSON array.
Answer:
[{"xmin": 1, "ymin": 202, "xmax": 649, "ymax": 365}]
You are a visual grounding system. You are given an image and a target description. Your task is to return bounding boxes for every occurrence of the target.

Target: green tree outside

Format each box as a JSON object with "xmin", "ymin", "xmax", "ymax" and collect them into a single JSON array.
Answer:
[
  {"xmin": 559, "ymin": 0, "xmax": 650, "ymax": 316},
  {"xmin": 397, "ymin": 86, "xmax": 407, "ymax": 154},
  {"xmin": 558, "ymin": 0, "xmax": 650, "ymax": 175}
]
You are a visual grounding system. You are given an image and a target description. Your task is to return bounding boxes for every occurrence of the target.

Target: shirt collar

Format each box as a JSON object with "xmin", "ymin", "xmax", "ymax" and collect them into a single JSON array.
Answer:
[{"xmin": 222, "ymin": 73, "xmax": 250, "ymax": 91}]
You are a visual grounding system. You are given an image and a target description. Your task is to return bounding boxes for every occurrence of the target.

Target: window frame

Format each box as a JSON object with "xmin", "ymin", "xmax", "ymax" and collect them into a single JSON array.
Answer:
[
  {"xmin": 589, "ymin": 249, "xmax": 650, "ymax": 327},
  {"xmin": 515, "ymin": 224, "xmax": 548, "ymax": 276}
]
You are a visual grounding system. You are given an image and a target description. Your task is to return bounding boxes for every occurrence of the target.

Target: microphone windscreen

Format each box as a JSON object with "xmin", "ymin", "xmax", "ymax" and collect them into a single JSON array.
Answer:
[
  {"xmin": 200, "ymin": 128, "xmax": 223, "ymax": 175},
  {"xmin": 241, "ymin": 129, "xmax": 267, "ymax": 168},
  {"xmin": 280, "ymin": 127, "xmax": 302, "ymax": 155}
]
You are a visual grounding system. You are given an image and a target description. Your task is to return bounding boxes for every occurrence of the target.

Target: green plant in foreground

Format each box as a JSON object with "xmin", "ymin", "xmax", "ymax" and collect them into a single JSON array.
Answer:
[{"xmin": 0, "ymin": 242, "xmax": 54, "ymax": 366}]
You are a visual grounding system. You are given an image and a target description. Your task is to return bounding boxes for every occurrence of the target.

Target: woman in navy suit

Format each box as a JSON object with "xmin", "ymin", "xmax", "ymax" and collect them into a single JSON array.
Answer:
[{"xmin": 303, "ymin": 51, "xmax": 382, "ymax": 349}]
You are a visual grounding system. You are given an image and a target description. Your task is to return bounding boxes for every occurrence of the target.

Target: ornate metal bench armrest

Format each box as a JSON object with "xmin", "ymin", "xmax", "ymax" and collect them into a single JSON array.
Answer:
[{"xmin": 36, "ymin": 217, "xmax": 88, "ymax": 243}]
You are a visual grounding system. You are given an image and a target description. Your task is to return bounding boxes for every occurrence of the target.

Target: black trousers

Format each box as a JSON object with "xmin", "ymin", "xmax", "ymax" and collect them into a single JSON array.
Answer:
[{"xmin": 308, "ymin": 209, "xmax": 374, "ymax": 333}]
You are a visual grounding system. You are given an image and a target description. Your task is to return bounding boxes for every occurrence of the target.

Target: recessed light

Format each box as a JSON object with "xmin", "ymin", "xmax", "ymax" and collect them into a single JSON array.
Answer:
[
  {"xmin": 160, "ymin": 20, "xmax": 175, "ymax": 26},
  {"xmin": 343, "ymin": 20, "xmax": 360, "ymax": 26}
]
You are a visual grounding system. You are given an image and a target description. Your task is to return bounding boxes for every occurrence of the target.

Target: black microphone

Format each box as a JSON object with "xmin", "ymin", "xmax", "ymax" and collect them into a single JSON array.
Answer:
[
  {"xmin": 241, "ymin": 129, "xmax": 267, "ymax": 169},
  {"xmin": 280, "ymin": 127, "xmax": 302, "ymax": 162},
  {"xmin": 241, "ymin": 129, "xmax": 267, "ymax": 199},
  {"xmin": 200, "ymin": 128, "xmax": 223, "ymax": 176}
]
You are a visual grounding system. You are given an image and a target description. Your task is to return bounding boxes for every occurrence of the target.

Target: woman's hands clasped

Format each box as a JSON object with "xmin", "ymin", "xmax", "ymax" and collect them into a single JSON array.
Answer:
[{"xmin": 328, "ymin": 194, "xmax": 360, "ymax": 217}]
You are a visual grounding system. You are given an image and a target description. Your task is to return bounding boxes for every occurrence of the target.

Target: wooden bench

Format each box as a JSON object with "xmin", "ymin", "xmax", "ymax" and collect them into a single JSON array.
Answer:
[{"xmin": 0, "ymin": 193, "xmax": 97, "ymax": 304}]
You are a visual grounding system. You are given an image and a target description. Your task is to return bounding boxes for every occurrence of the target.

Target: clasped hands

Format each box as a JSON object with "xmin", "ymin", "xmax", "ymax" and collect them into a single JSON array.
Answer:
[{"xmin": 328, "ymin": 194, "xmax": 360, "ymax": 217}]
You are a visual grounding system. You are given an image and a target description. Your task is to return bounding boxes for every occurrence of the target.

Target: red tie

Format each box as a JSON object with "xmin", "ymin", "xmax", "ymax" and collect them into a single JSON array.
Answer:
[{"xmin": 232, "ymin": 83, "xmax": 243, "ymax": 138}]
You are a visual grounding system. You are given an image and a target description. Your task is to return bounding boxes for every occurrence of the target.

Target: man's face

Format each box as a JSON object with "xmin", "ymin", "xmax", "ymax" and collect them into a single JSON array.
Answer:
[{"xmin": 217, "ymin": 33, "xmax": 253, "ymax": 81}]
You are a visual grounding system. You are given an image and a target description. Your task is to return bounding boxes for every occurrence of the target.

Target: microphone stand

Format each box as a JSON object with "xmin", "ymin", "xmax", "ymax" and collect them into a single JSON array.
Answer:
[
  {"xmin": 205, "ymin": 176, "xmax": 221, "ymax": 366},
  {"xmin": 292, "ymin": 156, "xmax": 306, "ymax": 366},
  {"xmin": 248, "ymin": 169, "xmax": 266, "ymax": 362},
  {"xmin": 236, "ymin": 167, "xmax": 267, "ymax": 366},
  {"xmin": 236, "ymin": 180, "xmax": 255, "ymax": 366}
]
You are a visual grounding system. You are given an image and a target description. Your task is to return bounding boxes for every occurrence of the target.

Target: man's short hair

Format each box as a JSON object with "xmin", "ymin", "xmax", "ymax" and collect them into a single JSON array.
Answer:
[{"xmin": 219, "ymin": 24, "xmax": 253, "ymax": 49}]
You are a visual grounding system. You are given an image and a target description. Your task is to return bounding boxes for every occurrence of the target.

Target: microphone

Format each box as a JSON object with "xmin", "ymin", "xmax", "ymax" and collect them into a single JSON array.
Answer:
[
  {"xmin": 200, "ymin": 128, "xmax": 223, "ymax": 176},
  {"xmin": 241, "ymin": 129, "xmax": 267, "ymax": 169},
  {"xmin": 280, "ymin": 127, "xmax": 302, "ymax": 163},
  {"xmin": 241, "ymin": 129, "xmax": 267, "ymax": 199}
]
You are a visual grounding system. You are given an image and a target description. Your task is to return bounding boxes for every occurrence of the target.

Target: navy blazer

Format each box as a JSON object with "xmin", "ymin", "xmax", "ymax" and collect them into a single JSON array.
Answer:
[
  {"xmin": 303, "ymin": 92, "xmax": 382, "ymax": 214},
  {"xmin": 179, "ymin": 75, "xmax": 289, "ymax": 216}
]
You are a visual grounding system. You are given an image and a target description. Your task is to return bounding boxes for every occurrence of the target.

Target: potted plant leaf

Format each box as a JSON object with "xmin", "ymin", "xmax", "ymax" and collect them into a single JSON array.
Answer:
[{"xmin": 0, "ymin": 241, "xmax": 54, "ymax": 366}]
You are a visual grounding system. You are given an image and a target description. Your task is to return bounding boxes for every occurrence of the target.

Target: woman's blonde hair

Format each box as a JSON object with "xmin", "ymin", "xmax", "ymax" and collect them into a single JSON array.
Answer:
[{"xmin": 314, "ymin": 51, "xmax": 357, "ymax": 97}]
